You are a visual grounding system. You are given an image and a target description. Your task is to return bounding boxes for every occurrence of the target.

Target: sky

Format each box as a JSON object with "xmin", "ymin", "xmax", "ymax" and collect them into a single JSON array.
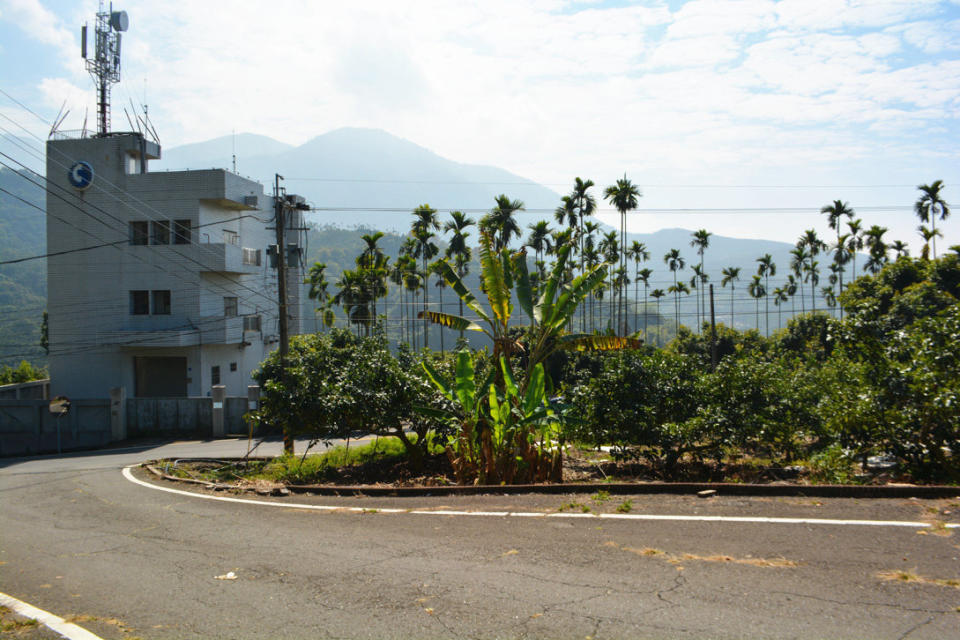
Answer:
[{"xmin": 1, "ymin": 0, "xmax": 959, "ymax": 251}]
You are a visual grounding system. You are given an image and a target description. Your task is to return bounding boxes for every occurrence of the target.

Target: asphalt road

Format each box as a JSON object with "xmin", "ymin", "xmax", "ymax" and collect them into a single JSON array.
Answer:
[{"xmin": 2, "ymin": 439, "xmax": 959, "ymax": 639}]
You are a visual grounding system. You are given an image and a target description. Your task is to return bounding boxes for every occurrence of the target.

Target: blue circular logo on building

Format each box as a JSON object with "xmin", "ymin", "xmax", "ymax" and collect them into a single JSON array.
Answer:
[{"xmin": 68, "ymin": 161, "xmax": 93, "ymax": 190}]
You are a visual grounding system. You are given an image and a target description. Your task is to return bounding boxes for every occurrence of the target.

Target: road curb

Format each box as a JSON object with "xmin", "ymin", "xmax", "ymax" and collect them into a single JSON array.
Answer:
[
  {"xmin": 142, "ymin": 460, "xmax": 960, "ymax": 499},
  {"xmin": 0, "ymin": 592, "xmax": 104, "ymax": 640}
]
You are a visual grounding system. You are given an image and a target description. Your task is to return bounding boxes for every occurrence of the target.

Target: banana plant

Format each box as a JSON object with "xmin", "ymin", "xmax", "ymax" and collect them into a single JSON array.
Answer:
[
  {"xmin": 419, "ymin": 350, "xmax": 567, "ymax": 484},
  {"xmin": 421, "ymin": 232, "xmax": 641, "ymax": 389}
]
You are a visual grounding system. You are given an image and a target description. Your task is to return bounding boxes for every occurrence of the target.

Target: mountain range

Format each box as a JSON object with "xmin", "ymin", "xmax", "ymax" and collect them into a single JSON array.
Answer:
[{"xmin": 152, "ymin": 127, "xmax": 562, "ymax": 234}]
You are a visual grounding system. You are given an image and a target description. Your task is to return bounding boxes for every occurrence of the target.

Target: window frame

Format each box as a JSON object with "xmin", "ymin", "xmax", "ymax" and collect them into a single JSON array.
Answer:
[
  {"xmin": 129, "ymin": 221, "xmax": 149, "ymax": 246},
  {"xmin": 173, "ymin": 220, "xmax": 192, "ymax": 245},
  {"xmin": 151, "ymin": 220, "xmax": 171, "ymax": 245},
  {"xmin": 130, "ymin": 290, "xmax": 149, "ymax": 315},
  {"xmin": 151, "ymin": 290, "xmax": 171, "ymax": 315}
]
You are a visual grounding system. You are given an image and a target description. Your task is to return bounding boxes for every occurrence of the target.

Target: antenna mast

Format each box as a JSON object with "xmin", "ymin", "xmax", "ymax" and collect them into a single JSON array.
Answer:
[{"xmin": 82, "ymin": 1, "xmax": 129, "ymax": 136}]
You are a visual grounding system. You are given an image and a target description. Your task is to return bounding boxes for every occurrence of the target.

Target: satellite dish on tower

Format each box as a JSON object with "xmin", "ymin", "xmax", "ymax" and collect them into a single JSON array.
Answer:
[{"xmin": 110, "ymin": 11, "xmax": 128, "ymax": 32}]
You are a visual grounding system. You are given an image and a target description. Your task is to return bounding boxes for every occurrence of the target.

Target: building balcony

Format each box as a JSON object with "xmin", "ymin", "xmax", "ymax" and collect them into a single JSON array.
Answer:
[
  {"xmin": 102, "ymin": 315, "xmax": 250, "ymax": 348},
  {"xmin": 133, "ymin": 242, "xmax": 262, "ymax": 274},
  {"xmin": 197, "ymin": 315, "xmax": 245, "ymax": 345}
]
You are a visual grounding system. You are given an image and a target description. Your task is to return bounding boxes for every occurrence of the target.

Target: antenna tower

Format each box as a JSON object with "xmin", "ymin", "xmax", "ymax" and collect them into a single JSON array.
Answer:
[{"xmin": 81, "ymin": 1, "xmax": 129, "ymax": 136}]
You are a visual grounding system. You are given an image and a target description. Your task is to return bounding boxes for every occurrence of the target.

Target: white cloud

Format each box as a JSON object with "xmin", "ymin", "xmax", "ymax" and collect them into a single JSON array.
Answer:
[
  {"xmin": 775, "ymin": 0, "xmax": 943, "ymax": 31},
  {"xmin": 14, "ymin": 0, "xmax": 959, "ymax": 248},
  {"xmin": 889, "ymin": 19, "xmax": 960, "ymax": 52},
  {"xmin": 0, "ymin": 0, "xmax": 75, "ymax": 59}
]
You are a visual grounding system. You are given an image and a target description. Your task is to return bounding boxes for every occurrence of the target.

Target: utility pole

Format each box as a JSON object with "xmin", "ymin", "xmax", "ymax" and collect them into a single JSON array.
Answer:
[{"xmin": 274, "ymin": 173, "xmax": 293, "ymax": 455}]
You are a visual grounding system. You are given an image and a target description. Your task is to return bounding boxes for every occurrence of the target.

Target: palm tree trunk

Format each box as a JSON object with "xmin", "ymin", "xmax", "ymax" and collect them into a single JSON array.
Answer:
[
  {"xmin": 730, "ymin": 286, "xmax": 735, "ymax": 328},
  {"xmin": 673, "ymin": 272, "xmax": 679, "ymax": 334},
  {"xmin": 643, "ymin": 283, "xmax": 648, "ymax": 339},
  {"xmin": 932, "ymin": 213, "xmax": 937, "ymax": 259},
  {"xmin": 655, "ymin": 299, "xmax": 662, "ymax": 346},
  {"xmin": 422, "ymin": 258, "xmax": 429, "ymax": 350},
  {"xmin": 764, "ymin": 276, "xmax": 770, "ymax": 337},
  {"xmin": 438, "ymin": 283, "xmax": 444, "ymax": 353}
]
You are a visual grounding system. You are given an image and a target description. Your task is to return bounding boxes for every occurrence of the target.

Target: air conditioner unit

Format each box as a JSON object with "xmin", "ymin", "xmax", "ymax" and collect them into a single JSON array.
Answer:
[{"xmin": 243, "ymin": 195, "xmax": 258, "ymax": 207}]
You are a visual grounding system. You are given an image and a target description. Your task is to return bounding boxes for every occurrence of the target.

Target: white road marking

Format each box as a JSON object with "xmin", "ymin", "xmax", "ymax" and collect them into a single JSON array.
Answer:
[
  {"xmin": 122, "ymin": 466, "xmax": 960, "ymax": 529},
  {"xmin": 0, "ymin": 592, "xmax": 105, "ymax": 640}
]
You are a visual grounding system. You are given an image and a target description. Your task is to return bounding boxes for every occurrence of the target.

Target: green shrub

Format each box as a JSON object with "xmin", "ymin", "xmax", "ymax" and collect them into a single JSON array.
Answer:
[
  {"xmin": 806, "ymin": 444, "xmax": 857, "ymax": 485},
  {"xmin": 571, "ymin": 350, "xmax": 702, "ymax": 475},
  {"xmin": 252, "ymin": 329, "xmax": 442, "ymax": 471}
]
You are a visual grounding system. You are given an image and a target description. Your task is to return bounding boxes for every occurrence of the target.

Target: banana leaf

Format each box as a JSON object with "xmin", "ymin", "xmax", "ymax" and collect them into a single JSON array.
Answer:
[
  {"xmin": 558, "ymin": 334, "xmax": 644, "ymax": 351},
  {"xmin": 418, "ymin": 310, "xmax": 484, "ymax": 333},
  {"xmin": 432, "ymin": 259, "xmax": 491, "ymax": 326}
]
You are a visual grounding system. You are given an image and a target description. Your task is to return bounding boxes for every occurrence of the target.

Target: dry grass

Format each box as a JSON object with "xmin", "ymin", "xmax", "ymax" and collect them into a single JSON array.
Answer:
[
  {"xmin": 877, "ymin": 570, "xmax": 960, "ymax": 589},
  {"xmin": 609, "ymin": 541, "xmax": 798, "ymax": 568}
]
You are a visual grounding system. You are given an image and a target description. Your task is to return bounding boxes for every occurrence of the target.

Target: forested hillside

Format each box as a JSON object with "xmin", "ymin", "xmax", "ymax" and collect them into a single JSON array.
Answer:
[{"xmin": 0, "ymin": 167, "xmax": 46, "ymax": 366}]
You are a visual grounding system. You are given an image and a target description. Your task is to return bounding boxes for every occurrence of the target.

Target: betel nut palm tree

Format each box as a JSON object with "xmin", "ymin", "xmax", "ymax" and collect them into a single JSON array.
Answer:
[
  {"xmin": 411, "ymin": 204, "xmax": 439, "ymax": 349},
  {"xmin": 821, "ymin": 200, "xmax": 854, "ymax": 300},
  {"xmin": 756, "ymin": 254, "xmax": 776, "ymax": 337},
  {"xmin": 604, "ymin": 175, "xmax": 641, "ymax": 335},
  {"xmin": 664, "ymin": 248, "xmax": 685, "ymax": 336},
  {"xmin": 570, "ymin": 178, "xmax": 597, "ymax": 332},
  {"xmin": 721, "ymin": 266, "xmax": 740, "ymax": 327},
  {"xmin": 481, "ymin": 194, "xmax": 524, "ymax": 252},
  {"xmin": 915, "ymin": 180, "xmax": 949, "ymax": 259},
  {"xmin": 444, "ymin": 211, "xmax": 475, "ymax": 340},
  {"xmin": 650, "ymin": 288, "xmax": 666, "ymax": 346},
  {"xmin": 748, "ymin": 275, "xmax": 765, "ymax": 332},
  {"xmin": 690, "ymin": 229, "xmax": 711, "ymax": 333}
]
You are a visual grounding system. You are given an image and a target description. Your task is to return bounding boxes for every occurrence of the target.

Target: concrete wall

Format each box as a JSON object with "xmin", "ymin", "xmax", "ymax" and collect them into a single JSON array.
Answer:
[
  {"xmin": 0, "ymin": 398, "xmax": 111, "ymax": 457},
  {"xmin": 0, "ymin": 396, "xmax": 253, "ymax": 457},
  {"xmin": 0, "ymin": 379, "xmax": 50, "ymax": 400}
]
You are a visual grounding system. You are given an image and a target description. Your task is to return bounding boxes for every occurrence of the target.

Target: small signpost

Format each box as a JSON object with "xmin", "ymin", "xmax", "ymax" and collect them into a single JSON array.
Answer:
[{"xmin": 49, "ymin": 395, "xmax": 70, "ymax": 454}]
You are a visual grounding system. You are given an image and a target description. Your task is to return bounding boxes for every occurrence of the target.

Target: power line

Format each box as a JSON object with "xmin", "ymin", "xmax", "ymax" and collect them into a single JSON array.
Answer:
[
  {"xmin": 306, "ymin": 205, "xmax": 913, "ymax": 215},
  {"xmin": 285, "ymin": 176, "xmax": 937, "ymax": 189}
]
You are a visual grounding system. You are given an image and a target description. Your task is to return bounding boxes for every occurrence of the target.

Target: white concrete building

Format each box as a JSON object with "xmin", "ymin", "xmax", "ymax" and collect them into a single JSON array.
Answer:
[{"xmin": 46, "ymin": 132, "xmax": 303, "ymax": 399}]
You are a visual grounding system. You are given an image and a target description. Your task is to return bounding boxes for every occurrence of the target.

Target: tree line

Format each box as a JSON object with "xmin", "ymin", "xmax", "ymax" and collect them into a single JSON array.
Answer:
[{"xmin": 304, "ymin": 178, "xmax": 952, "ymax": 347}]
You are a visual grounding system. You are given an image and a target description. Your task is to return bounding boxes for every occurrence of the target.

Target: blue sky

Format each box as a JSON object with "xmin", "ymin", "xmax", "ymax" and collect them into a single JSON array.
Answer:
[{"xmin": 1, "ymin": 0, "xmax": 958, "ymax": 249}]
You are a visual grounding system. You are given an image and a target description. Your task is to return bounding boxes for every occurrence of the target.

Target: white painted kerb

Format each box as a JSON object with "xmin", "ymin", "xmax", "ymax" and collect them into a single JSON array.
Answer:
[
  {"xmin": 122, "ymin": 466, "xmax": 959, "ymax": 529},
  {"xmin": 0, "ymin": 592, "xmax": 104, "ymax": 640}
]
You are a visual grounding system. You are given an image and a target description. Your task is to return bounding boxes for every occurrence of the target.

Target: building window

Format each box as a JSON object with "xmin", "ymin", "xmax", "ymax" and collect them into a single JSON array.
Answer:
[
  {"xmin": 130, "ymin": 221, "xmax": 148, "ymax": 245},
  {"xmin": 224, "ymin": 297, "xmax": 238, "ymax": 318},
  {"xmin": 223, "ymin": 229, "xmax": 239, "ymax": 246},
  {"xmin": 130, "ymin": 290, "xmax": 149, "ymax": 315},
  {"xmin": 211, "ymin": 366, "xmax": 221, "ymax": 386},
  {"xmin": 173, "ymin": 220, "xmax": 191, "ymax": 244},
  {"xmin": 152, "ymin": 290, "xmax": 171, "ymax": 315},
  {"xmin": 243, "ymin": 315, "xmax": 261, "ymax": 332},
  {"xmin": 151, "ymin": 220, "xmax": 171, "ymax": 245},
  {"xmin": 242, "ymin": 248, "xmax": 261, "ymax": 266},
  {"xmin": 229, "ymin": 362, "xmax": 237, "ymax": 372}
]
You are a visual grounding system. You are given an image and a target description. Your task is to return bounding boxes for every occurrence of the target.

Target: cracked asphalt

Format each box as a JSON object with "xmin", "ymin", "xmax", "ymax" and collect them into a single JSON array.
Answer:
[{"xmin": 1, "ymin": 439, "xmax": 959, "ymax": 639}]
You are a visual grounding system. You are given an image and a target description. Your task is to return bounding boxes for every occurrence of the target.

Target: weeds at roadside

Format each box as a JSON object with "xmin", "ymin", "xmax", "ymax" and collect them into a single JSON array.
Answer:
[
  {"xmin": 591, "ymin": 490, "xmax": 611, "ymax": 502},
  {"xmin": 1, "ymin": 618, "xmax": 38, "ymax": 632},
  {"xmin": 878, "ymin": 570, "xmax": 960, "ymax": 588},
  {"xmin": 616, "ymin": 499, "xmax": 633, "ymax": 513}
]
